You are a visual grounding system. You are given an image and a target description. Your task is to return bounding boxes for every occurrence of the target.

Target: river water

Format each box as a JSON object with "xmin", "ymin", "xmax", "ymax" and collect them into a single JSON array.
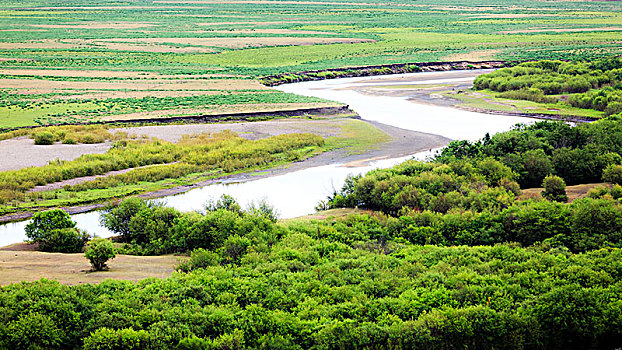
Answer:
[{"xmin": 0, "ymin": 70, "xmax": 540, "ymax": 246}]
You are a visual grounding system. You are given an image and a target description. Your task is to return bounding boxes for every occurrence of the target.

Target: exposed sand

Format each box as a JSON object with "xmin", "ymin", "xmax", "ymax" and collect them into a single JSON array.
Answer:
[
  {"xmin": 0, "ymin": 250, "xmax": 180, "ymax": 286},
  {"xmin": 0, "ymin": 137, "xmax": 111, "ymax": 172}
]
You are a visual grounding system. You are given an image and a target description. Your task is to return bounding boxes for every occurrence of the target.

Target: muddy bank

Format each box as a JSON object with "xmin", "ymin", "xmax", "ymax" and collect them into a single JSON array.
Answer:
[
  {"xmin": 260, "ymin": 60, "xmax": 511, "ymax": 86},
  {"xmin": 455, "ymin": 105, "xmax": 598, "ymax": 123}
]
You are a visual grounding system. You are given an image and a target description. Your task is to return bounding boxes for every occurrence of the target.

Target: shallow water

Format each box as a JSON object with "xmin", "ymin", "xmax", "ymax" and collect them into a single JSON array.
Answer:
[
  {"xmin": 276, "ymin": 70, "xmax": 540, "ymax": 141},
  {"xmin": 0, "ymin": 70, "xmax": 541, "ymax": 245}
]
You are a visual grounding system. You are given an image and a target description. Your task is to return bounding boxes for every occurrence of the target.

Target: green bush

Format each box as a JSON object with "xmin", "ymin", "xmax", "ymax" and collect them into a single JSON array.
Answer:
[
  {"xmin": 83, "ymin": 328, "xmax": 160, "ymax": 350},
  {"xmin": 33, "ymin": 131, "xmax": 57, "ymax": 145},
  {"xmin": 40, "ymin": 228, "xmax": 89, "ymax": 253},
  {"xmin": 176, "ymin": 248, "xmax": 220, "ymax": 273},
  {"xmin": 603, "ymin": 164, "xmax": 622, "ymax": 184},
  {"xmin": 24, "ymin": 209, "xmax": 88, "ymax": 252},
  {"xmin": 85, "ymin": 238, "xmax": 116, "ymax": 271},
  {"xmin": 542, "ymin": 175, "xmax": 568, "ymax": 202}
]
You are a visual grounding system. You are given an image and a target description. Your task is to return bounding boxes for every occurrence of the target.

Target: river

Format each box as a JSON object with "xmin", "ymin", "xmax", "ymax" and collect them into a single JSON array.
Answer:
[{"xmin": 0, "ymin": 69, "xmax": 540, "ymax": 246}]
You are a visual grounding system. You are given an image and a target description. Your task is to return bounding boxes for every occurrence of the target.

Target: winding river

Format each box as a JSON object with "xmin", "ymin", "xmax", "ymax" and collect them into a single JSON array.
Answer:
[{"xmin": 0, "ymin": 70, "xmax": 540, "ymax": 246}]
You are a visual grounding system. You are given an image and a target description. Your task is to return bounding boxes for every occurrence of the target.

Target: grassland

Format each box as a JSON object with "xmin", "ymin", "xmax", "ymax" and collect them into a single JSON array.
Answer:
[{"xmin": 1, "ymin": 0, "xmax": 622, "ymax": 127}]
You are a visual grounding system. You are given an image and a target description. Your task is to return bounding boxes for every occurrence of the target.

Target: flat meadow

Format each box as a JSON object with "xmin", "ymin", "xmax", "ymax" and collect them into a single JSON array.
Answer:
[{"xmin": 0, "ymin": 0, "xmax": 621, "ymax": 127}]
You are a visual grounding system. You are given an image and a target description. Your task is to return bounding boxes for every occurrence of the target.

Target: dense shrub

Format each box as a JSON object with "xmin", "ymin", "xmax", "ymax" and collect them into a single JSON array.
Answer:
[
  {"xmin": 542, "ymin": 175, "xmax": 568, "ymax": 202},
  {"xmin": 85, "ymin": 238, "xmax": 116, "ymax": 271},
  {"xmin": 33, "ymin": 131, "xmax": 57, "ymax": 145},
  {"xmin": 25, "ymin": 209, "xmax": 88, "ymax": 252},
  {"xmin": 603, "ymin": 164, "xmax": 622, "ymax": 184},
  {"xmin": 474, "ymin": 59, "xmax": 622, "ymax": 115}
]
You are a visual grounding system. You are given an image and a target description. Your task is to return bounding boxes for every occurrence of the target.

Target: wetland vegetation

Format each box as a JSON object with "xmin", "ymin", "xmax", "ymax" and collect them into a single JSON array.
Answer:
[{"xmin": 3, "ymin": 0, "xmax": 622, "ymax": 348}]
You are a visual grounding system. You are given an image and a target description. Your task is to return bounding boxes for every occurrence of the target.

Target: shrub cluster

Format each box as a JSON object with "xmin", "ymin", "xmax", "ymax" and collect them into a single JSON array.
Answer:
[
  {"xmin": 473, "ymin": 58, "xmax": 622, "ymax": 115},
  {"xmin": 31, "ymin": 125, "xmax": 116, "ymax": 145},
  {"xmin": 1, "ymin": 235, "xmax": 622, "ymax": 349},
  {"xmin": 100, "ymin": 197, "xmax": 281, "ymax": 255},
  {"xmin": 24, "ymin": 209, "xmax": 89, "ymax": 253}
]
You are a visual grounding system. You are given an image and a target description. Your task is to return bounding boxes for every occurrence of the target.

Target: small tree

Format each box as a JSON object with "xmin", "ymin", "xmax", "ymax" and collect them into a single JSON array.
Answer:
[
  {"xmin": 85, "ymin": 238, "xmax": 116, "ymax": 271},
  {"xmin": 542, "ymin": 175, "xmax": 568, "ymax": 202},
  {"xmin": 25, "ymin": 209, "xmax": 88, "ymax": 252}
]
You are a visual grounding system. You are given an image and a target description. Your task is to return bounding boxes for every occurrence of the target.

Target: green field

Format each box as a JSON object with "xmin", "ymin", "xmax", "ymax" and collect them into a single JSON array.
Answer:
[{"xmin": 1, "ymin": 0, "xmax": 622, "ymax": 127}]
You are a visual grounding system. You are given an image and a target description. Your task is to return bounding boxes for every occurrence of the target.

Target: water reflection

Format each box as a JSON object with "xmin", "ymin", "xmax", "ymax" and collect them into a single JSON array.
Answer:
[{"xmin": 276, "ymin": 70, "xmax": 540, "ymax": 141}]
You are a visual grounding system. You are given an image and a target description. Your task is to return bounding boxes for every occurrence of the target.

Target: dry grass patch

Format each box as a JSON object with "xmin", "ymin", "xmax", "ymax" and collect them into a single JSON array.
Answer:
[
  {"xmin": 280, "ymin": 208, "xmax": 373, "ymax": 223},
  {"xmin": 156, "ymin": 0, "xmax": 382, "ymax": 5},
  {"xmin": 0, "ymin": 39, "xmax": 216, "ymax": 53},
  {"xmin": 206, "ymin": 29, "xmax": 337, "ymax": 35},
  {"xmin": 461, "ymin": 13, "xmax": 556, "ymax": 19},
  {"xmin": 29, "ymin": 22, "xmax": 156, "ymax": 29},
  {"xmin": 520, "ymin": 183, "xmax": 607, "ymax": 202},
  {"xmin": 444, "ymin": 49, "xmax": 502, "ymax": 61},
  {"xmin": 196, "ymin": 20, "xmax": 340, "ymax": 26},
  {"xmin": 502, "ymin": 27, "xmax": 622, "ymax": 34},
  {"xmin": 0, "ymin": 69, "xmax": 161, "ymax": 79},
  {"xmin": 98, "ymin": 37, "xmax": 374, "ymax": 49},
  {"xmin": 0, "ymin": 77, "xmax": 265, "ymax": 91},
  {"xmin": 0, "ymin": 250, "xmax": 180, "ymax": 286}
]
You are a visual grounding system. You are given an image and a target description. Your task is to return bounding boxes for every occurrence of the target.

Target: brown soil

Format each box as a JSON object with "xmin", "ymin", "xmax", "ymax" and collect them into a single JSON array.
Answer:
[
  {"xmin": 0, "ymin": 250, "xmax": 181, "ymax": 286},
  {"xmin": 95, "ymin": 37, "xmax": 373, "ymax": 49},
  {"xmin": 196, "ymin": 20, "xmax": 340, "ymax": 26},
  {"xmin": 206, "ymin": 29, "xmax": 337, "ymax": 35},
  {"xmin": 0, "ymin": 69, "xmax": 161, "ymax": 78},
  {"xmin": 502, "ymin": 27, "xmax": 622, "ymax": 34},
  {"xmin": 444, "ymin": 49, "xmax": 501, "ymax": 62},
  {"xmin": 280, "ymin": 208, "xmax": 372, "ymax": 223},
  {"xmin": 156, "ymin": 0, "xmax": 382, "ymax": 5},
  {"xmin": 30, "ymin": 22, "xmax": 155, "ymax": 29},
  {"xmin": 462, "ymin": 13, "xmax": 556, "ymax": 18},
  {"xmin": 0, "ymin": 77, "xmax": 265, "ymax": 91}
]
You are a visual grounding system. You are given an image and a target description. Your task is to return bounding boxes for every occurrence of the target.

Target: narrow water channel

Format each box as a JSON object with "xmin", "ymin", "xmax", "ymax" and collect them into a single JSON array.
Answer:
[{"xmin": 0, "ymin": 70, "xmax": 541, "ymax": 246}]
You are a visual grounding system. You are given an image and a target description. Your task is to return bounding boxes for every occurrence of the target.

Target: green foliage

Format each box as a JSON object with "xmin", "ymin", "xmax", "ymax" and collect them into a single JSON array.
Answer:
[
  {"xmin": 25, "ymin": 209, "xmax": 88, "ymax": 252},
  {"xmin": 436, "ymin": 117, "xmax": 622, "ymax": 187},
  {"xmin": 33, "ymin": 131, "xmax": 56, "ymax": 145},
  {"xmin": 83, "ymin": 328, "xmax": 160, "ymax": 350},
  {"xmin": 474, "ymin": 59, "xmax": 622, "ymax": 117},
  {"xmin": 0, "ymin": 131, "xmax": 324, "ymax": 214},
  {"xmin": 2, "ymin": 242, "xmax": 622, "ymax": 349},
  {"xmin": 85, "ymin": 238, "xmax": 116, "ymax": 271},
  {"xmin": 603, "ymin": 164, "xmax": 622, "ymax": 184},
  {"xmin": 102, "ymin": 197, "xmax": 281, "ymax": 255},
  {"xmin": 542, "ymin": 175, "xmax": 568, "ymax": 202},
  {"xmin": 176, "ymin": 248, "xmax": 220, "ymax": 273}
]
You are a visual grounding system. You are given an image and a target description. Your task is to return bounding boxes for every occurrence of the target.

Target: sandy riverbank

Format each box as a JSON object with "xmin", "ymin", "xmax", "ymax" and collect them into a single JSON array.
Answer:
[{"xmin": 0, "ymin": 117, "xmax": 449, "ymax": 223}]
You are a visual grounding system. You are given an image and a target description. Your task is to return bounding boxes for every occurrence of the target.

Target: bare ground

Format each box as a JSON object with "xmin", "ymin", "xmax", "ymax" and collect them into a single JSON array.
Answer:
[
  {"xmin": 0, "ymin": 137, "xmax": 111, "ymax": 171},
  {"xmin": 0, "ymin": 250, "xmax": 181, "ymax": 286},
  {"xmin": 520, "ymin": 183, "xmax": 607, "ymax": 202}
]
